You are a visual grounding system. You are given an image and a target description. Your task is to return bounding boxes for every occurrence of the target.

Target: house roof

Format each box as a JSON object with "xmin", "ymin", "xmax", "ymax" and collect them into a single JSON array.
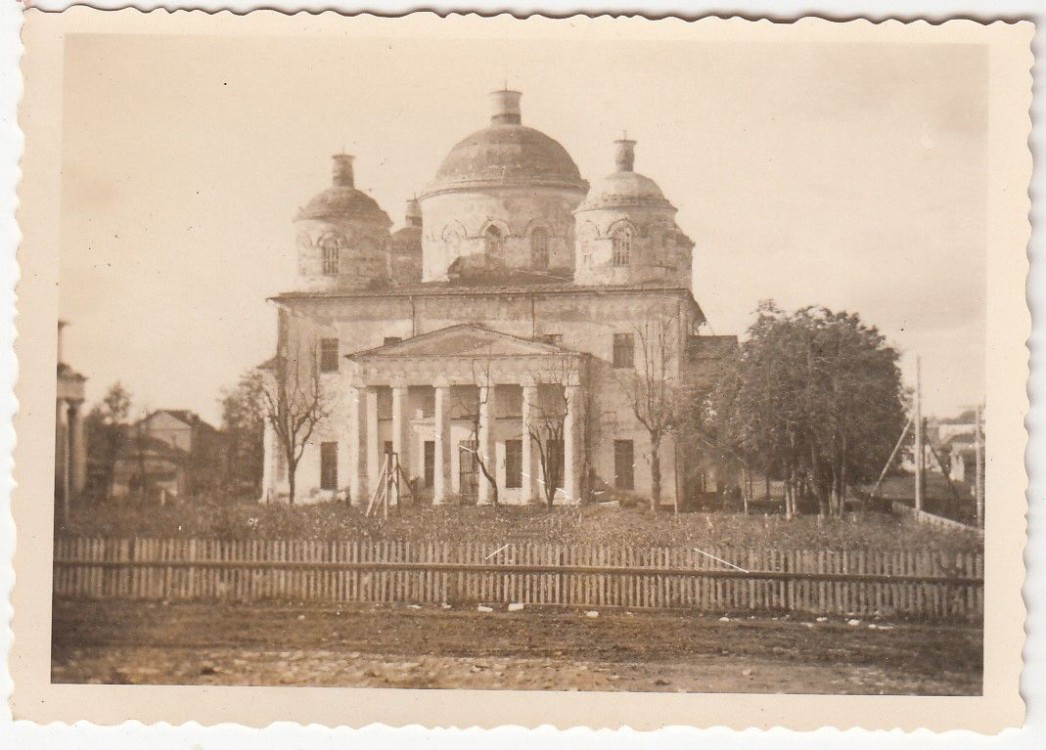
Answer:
[
  {"xmin": 142, "ymin": 409, "xmax": 217, "ymax": 433},
  {"xmin": 349, "ymin": 323, "xmax": 580, "ymax": 360}
]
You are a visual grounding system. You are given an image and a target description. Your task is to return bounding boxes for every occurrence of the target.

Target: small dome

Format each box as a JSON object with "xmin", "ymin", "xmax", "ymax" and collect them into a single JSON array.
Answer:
[
  {"xmin": 578, "ymin": 171, "xmax": 672, "ymax": 211},
  {"xmin": 296, "ymin": 154, "xmax": 391, "ymax": 225},
  {"xmin": 577, "ymin": 139, "xmax": 674, "ymax": 212},
  {"xmin": 424, "ymin": 91, "xmax": 586, "ymax": 195}
]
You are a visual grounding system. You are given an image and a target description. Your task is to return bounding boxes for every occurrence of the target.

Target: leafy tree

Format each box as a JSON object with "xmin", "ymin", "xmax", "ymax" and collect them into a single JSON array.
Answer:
[
  {"xmin": 711, "ymin": 301, "xmax": 906, "ymax": 517},
  {"xmin": 220, "ymin": 369, "xmax": 267, "ymax": 495}
]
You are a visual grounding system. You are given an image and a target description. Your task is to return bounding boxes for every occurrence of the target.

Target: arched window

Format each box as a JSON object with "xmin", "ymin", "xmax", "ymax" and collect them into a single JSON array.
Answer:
[
  {"xmin": 484, "ymin": 225, "xmax": 505, "ymax": 262},
  {"xmin": 611, "ymin": 226, "xmax": 632, "ymax": 267},
  {"xmin": 318, "ymin": 232, "xmax": 343, "ymax": 276},
  {"xmin": 530, "ymin": 227, "xmax": 549, "ymax": 269}
]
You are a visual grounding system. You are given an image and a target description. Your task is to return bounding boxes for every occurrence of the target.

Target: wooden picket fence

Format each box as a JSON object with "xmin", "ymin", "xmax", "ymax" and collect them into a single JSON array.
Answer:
[{"xmin": 52, "ymin": 537, "xmax": 983, "ymax": 621}]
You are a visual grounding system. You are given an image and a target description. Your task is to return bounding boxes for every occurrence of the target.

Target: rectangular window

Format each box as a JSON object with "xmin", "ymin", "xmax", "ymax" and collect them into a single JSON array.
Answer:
[
  {"xmin": 322, "ymin": 243, "xmax": 339, "ymax": 276},
  {"xmin": 612, "ymin": 333, "xmax": 635, "ymax": 369},
  {"xmin": 505, "ymin": 439, "xmax": 523, "ymax": 489},
  {"xmin": 541, "ymin": 333, "xmax": 563, "ymax": 346},
  {"xmin": 383, "ymin": 336, "xmax": 402, "ymax": 346},
  {"xmin": 423, "ymin": 440, "xmax": 435, "ymax": 489},
  {"xmin": 320, "ymin": 442, "xmax": 338, "ymax": 490},
  {"xmin": 612, "ymin": 228, "xmax": 632, "ymax": 266},
  {"xmin": 615, "ymin": 440, "xmax": 635, "ymax": 490},
  {"xmin": 319, "ymin": 338, "xmax": 339, "ymax": 372}
]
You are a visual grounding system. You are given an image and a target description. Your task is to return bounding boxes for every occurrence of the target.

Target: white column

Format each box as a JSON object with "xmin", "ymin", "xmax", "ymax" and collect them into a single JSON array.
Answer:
[
  {"xmin": 365, "ymin": 387, "xmax": 380, "ymax": 503},
  {"xmin": 348, "ymin": 386, "xmax": 366, "ymax": 506},
  {"xmin": 69, "ymin": 401, "xmax": 86, "ymax": 495},
  {"xmin": 392, "ymin": 383, "xmax": 409, "ymax": 506},
  {"xmin": 477, "ymin": 383, "xmax": 496, "ymax": 505},
  {"xmin": 563, "ymin": 384, "xmax": 581, "ymax": 504},
  {"xmin": 260, "ymin": 419, "xmax": 273, "ymax": 502},
  {"xmin": 62, "ymin": 401, "xmax": 73, "ymax": 518},
  {"xmin": 521, "ymin": 383, "xmax": 536, "ymax": 504},
  {"xmin": 433, "ymin": 383, "xmax": 451, "ymax": 505}
]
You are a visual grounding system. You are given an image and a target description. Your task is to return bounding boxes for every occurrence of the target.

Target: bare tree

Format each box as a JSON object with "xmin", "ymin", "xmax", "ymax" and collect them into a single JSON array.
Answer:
[
  {"xmin": 620, "ymin": 317, "xmax": 683, "ymax": 512},
  {"xmin": 525, "ymin": 355, "xmax": 575, "ymax": 508},
  {"xmin": 260, "ymin": 342, "xmax": 333, "ymax": 506},
  {"xmin": 452, "ymin": 353, "xmax": 499, "ymax": 506}
]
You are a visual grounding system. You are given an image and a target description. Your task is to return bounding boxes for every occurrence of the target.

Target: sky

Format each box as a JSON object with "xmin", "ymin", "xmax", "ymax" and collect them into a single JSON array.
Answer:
[{"xmin": 58, "ymin": 33, "xmax": 987, "ymax": 426}]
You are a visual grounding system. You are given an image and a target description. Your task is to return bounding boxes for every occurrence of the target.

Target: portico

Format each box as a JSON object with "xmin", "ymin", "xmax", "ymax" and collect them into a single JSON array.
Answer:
[{"xmin": 346, "ymin": 324, "xmax": 587, "ymax": 506}]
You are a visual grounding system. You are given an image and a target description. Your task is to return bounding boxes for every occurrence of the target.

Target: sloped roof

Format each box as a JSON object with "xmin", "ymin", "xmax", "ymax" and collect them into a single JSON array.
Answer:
[{"xmin": 143, "ymin": 409, "xmax": 217, "ymax": 433}]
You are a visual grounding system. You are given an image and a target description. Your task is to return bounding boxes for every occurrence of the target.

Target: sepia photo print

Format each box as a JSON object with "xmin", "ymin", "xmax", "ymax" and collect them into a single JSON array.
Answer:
[{"xmin": 12, "ymin": 10, "xmax": 1031, "ymax": 732}]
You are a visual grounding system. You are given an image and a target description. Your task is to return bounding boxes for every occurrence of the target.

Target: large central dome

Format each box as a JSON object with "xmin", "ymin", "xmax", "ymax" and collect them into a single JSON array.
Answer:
[
  {"xmin": 424, "ymin": 90, "xmax": 586, "ymax": 195},
  {"xmin": 418, "ymin": 91, "xmax": 588, "ymax": 283}
]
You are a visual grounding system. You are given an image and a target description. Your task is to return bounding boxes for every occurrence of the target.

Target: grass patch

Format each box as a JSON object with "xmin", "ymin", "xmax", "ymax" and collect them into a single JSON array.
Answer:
[{"xmin": 57, "ymin": 496, "xmax": 983, "ymax": 554}]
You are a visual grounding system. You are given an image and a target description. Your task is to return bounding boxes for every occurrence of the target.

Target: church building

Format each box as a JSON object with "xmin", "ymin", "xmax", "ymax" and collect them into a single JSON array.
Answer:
[{"xmin": 260, "ymin": 90, "xmax": 734, "ymax": 507}]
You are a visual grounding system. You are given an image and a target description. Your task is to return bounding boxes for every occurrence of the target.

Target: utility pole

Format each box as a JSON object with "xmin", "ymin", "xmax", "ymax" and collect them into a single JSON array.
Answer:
[
  {"xmin": 975, "ymin": 402, "xmax": 984, "ymax": 528},
  {"xmin": 914, "ymin": 357, "xmax": 923, "ymax": 514}
]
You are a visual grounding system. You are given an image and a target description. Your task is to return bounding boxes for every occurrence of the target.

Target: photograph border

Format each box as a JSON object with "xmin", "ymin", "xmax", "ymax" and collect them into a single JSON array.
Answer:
[{"xmin": 8, "ymin": 7, "xmax": 1033, "ymax": 733}]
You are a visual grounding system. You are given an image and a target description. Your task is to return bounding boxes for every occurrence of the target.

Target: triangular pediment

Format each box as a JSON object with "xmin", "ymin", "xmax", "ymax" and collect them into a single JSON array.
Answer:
[{"xmin": 351, "ymin": 324, "xmax": 570, "ymax": 359}]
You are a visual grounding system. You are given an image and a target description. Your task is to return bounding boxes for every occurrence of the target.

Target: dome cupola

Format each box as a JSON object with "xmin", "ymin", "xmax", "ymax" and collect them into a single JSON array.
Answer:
[
  {"xmin": 296, "ymin": 154, "xmax": 391, "ymax": 224},
  {"xmin": 577, "ymin": 138, "xmax": 674, "ymax": 213},
  {"xmin": 424, "ymin": 90, "xmax": 587, "ymax": 195},
  {"xmin": 574, "ymin": 138, "xmax": 693, "ymax": 288},
  {"xmin": 292, "ymin": 154, "xmax": 393, "ymax": 292},
  {"xmin": 418, "ymin": 91, "xmax": 588, "ymax": 283}
]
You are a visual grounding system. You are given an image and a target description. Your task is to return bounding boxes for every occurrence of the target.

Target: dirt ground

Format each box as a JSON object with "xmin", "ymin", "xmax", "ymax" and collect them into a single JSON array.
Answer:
[{"xmin": 51, "ymin": 599, "xmax": 981, "ymax": 695}]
